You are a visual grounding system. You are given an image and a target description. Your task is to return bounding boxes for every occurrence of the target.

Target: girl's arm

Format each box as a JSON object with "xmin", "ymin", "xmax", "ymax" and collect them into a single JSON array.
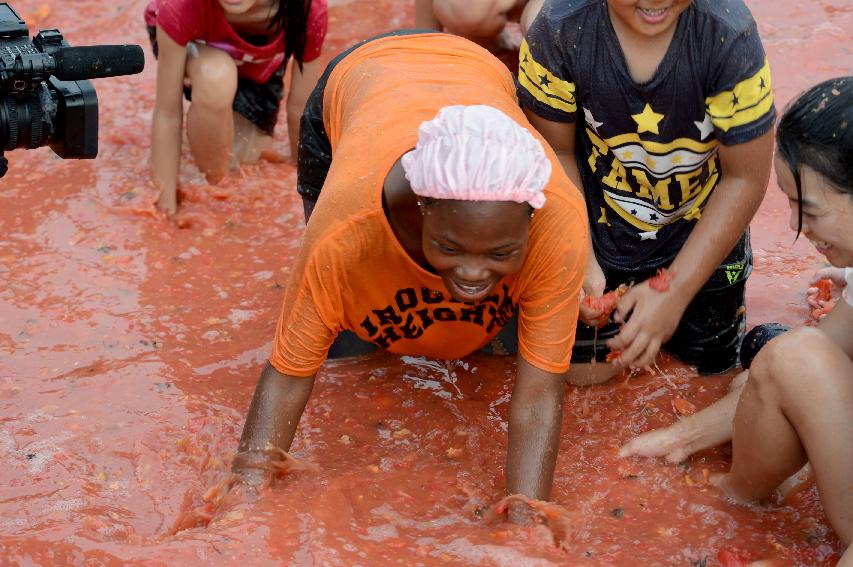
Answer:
[
  {"xmin": 232, "ymin": 362, "xmax": 316, "ymax": 486},
  {"xmin": 286, "ymin": 58, "xmax": 324, "ymax": 159},
  {"xmin": 506, "ymin": 356, "xmax": 566, "ymax": 520},
  {"xmin": 150, "ymin": 28, "xmax": 188, "ymax": 215},
  {"xmin": 816, "ymin": 290, "xmax": 853, "ymax": 358}
]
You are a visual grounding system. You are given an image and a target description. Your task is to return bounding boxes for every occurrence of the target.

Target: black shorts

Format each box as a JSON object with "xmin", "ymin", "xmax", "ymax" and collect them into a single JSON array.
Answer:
[
  {"xmin": 146, "ymin": 25, "xmax": 284, "ymax": 135},
  {"xmin": 298, "ymin": 29, "xmax": 520, "ymax": 360},
  {"xmin": 571, "ymin": 232, "xmax": 752, "ymax": 375},
  {"xmin": 297, "ymin": 29, "xmax": 436, "ymax": 215}
]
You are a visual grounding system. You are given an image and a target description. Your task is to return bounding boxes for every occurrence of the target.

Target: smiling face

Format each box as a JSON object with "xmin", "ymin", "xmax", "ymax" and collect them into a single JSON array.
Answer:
[
  {"xmin": 606, "ymin": 0, "xmax": 692, "ymax": 37},
  {"xmin": 420, "ymin": 200, "xmax": 532, "ymax": 303},
  {"xmin": 775, "ymin": 155, "xmax": 853, "ymax": 267},
  {"xmin": 216, "ymin": 0, "xmax": 260, "ymax": 15}
]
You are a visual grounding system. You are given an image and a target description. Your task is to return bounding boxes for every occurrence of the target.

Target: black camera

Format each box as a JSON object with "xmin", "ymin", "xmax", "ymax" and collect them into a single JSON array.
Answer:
[{"xmin": 0, "ymin": 2, "xmax": 144, "ymax": 177}]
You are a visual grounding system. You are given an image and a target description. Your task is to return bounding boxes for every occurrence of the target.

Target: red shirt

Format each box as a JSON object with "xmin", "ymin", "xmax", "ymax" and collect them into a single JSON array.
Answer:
[{"xmin": 145, "ymin": 0, "xmax": 327, "ymax": 83}]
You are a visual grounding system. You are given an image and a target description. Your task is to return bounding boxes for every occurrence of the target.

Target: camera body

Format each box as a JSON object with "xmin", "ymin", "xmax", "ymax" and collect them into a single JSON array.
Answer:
[{"xmin": 0, "ymin": 3, "xmax": 144, "ymax": 177}]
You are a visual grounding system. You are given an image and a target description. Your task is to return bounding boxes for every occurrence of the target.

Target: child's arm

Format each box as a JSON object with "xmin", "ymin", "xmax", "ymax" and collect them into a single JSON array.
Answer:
[
  {"xmin": 611, "ymin": 131, "xmax": 774, "ymax": 369},
  {"xmin": 523, "ymin": 111, "xmax": 607, "ymax": 316},
  {"xmin": 231, "ymin": 363, "xmax": 316, "ymax": 487},
  {"xmin": 150, "ymin": 28, "xmax": 188, "ymax": 215},
  {"xmin": 505, "ymin": 356, "xmax": 566, "ymax": 521},
  {"xmin": 286, "ymin": 58, "xmax": 323, "ymax": 160},
  {"xmin": 816, "ymin": 285, "xmax": 853, "ymax": 359},
  {"xmin": 414, "ymin": 0, "xmax": 442, "ymax": 29}
]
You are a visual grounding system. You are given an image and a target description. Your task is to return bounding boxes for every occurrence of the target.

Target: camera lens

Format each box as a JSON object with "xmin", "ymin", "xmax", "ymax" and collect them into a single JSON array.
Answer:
[{"xmin": 1, "ymin": 93, "xmax": 48, "ymax": 151}]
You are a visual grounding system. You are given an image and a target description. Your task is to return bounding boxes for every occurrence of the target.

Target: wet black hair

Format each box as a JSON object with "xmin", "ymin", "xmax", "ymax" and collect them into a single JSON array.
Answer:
[
  {"xmin": 776, "ymin": 76, "xmax": 853, "ymax": 235},
  {"xmin": 268, "ymin": 0, "xmax": 313, "ymax": 72}
]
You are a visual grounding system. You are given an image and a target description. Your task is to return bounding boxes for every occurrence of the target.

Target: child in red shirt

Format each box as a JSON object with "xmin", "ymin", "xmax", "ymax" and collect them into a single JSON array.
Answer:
[{"xmin": 145, "ymin": 0, "xmax": 327, "ymax": 214}]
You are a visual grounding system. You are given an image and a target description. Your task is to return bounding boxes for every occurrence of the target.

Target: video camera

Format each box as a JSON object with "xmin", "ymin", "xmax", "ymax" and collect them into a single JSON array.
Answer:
[{"xmin": 0, "ymin": 2, "xmax": 144, "ymax": 177}]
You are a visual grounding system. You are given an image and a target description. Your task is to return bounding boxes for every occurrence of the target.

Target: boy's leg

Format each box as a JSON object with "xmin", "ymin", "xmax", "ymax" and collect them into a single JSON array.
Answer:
[
  {"xmin": 185, "ymin": 44, "xmax": 238, "ymax": 184},
  {"xmin": 718, "ymin": 328, "xmax": 853, "ymax": 545}
]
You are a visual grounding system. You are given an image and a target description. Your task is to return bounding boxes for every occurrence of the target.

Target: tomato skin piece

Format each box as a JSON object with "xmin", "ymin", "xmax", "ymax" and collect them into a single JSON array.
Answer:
[
  {"xmin": 648, "ymin": 268, "xmax": 674, "ymax": 292},
  {"xmin": 671, "ymin": 398, "xmax": 696, "ymax": 416},
  {"xmin": 718, "ymin": 548, "xmax": 750, "ymax": 567},
  {"xmin": 814, "ymin": 279, "xmax": 832, "ymax": 303},
  {"xmin": 605, "ymin": 350, "xmax": 622, "ymax": 363},
  {"xmin": 581, "ymin": 284, "xmax": 629, "ymax": 327}
]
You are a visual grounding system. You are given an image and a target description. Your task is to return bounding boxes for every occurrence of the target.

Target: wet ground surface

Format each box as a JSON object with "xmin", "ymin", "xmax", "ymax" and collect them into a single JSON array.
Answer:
[{"xmin": 1, "ymin": 0, "xmax": 851, "ymax": 564}]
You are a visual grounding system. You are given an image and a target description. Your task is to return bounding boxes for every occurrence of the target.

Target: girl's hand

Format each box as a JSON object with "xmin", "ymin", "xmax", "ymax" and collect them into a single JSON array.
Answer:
[
  {"xmin": 806, "ymin": 267, "xmax": 846, "ymax": 310},
  {"xmin": 156, "ymin": 186, "xmax": 177, "ymax": 216},
  {"xmin": 809, "ymin": 266, "xmax": 847, "ymax": 288}
]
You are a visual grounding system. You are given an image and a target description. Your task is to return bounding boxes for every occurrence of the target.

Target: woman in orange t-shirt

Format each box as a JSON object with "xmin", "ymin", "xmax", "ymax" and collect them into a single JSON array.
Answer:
[{"xmin": 231, "ymin": 32, "xmax": 588, "ymax": 520}]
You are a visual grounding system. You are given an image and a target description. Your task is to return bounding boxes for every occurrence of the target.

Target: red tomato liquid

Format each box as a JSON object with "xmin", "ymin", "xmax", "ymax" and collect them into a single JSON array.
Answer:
[{"xmin": 0, "ymin": 0, "xmax": 849, "ymax": 564}]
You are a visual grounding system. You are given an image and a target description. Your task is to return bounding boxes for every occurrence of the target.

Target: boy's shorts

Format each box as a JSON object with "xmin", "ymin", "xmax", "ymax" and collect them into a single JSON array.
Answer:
[
  {"xmin": 146, "ymin": 26, "xmax": 284, "ymax": 135},
  {"xmin": 297, "ymin": 29, "xmax": 520, "ymax": 360},
  {"xmin": 572, "ymin": 233, "xmax": 752, "ymax": 375}
]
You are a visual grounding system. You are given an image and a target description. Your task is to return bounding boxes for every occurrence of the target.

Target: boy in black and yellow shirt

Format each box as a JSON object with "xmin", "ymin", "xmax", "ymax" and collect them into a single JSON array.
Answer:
[{"xmin": 519, "ymin": 0, "xmax": 775, "ymax": 381}]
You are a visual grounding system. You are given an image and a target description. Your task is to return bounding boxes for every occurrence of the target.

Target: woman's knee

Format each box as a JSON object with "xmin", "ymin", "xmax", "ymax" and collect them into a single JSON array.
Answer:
[
  {"xmin": 749, "ymin": 328, "xmax": 840, "ymax": 397},
  {"xmin": 187, "ymin": 46, "xmax": 238, "ymax": 109}
]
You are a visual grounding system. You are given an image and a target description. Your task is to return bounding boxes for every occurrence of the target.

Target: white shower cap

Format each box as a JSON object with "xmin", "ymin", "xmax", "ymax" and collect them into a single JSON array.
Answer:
[{"xmin": 401, "ymin": 105, "xmax": 550, "ymax": 209}]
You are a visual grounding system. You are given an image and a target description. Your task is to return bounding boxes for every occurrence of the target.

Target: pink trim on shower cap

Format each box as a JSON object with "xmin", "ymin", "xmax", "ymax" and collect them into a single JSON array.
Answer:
[{"xmin": 401, "ymin": 105, "xmax": 550, "ymax": 209}]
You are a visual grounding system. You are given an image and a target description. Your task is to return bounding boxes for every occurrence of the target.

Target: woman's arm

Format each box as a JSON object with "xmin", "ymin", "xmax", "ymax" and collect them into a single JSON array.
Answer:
[
  {"xmin": 232, "ymin": 362, "xmax": 316, "ymax": 486},
  {"xmin": 150, "ymin": 28, "xmax": 188, "ymax": 215},
  {"xmin": 611, "ymin": 130, "xmax": 775, "ymax": 368},
  {"xmin": 286, "ymin": 58, "xmax": 323, "ymax": 159},
  {"xmin": 506, "ymin": 356, "xmax": 566, "ymax": 520}
]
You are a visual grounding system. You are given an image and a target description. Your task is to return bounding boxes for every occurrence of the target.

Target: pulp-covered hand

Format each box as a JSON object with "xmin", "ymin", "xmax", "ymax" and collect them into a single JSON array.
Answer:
[
  {"xmin": 578, "ymin": 255, "xmax": 609, "ymax": 325},
  {"xmin": 609, "ymin": 279, "xmax": 688, "ymax": 368},
  {"xmin": 806, "ymin": 267, "xmax": 847, "ymax": 311}
]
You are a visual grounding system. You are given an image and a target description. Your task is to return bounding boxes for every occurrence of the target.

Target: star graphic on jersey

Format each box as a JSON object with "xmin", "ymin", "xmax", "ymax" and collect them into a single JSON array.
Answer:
[
  {"xmin": 650, "ymin": 213, "xmax": 659, "ymax": 221},
  {"xmin": 639, "ymin": 230, "xmax": 658, "ymax": 240},
  {"xmin": 583, "ymin": 107, "xmax": 603, "ymax": 132},
  {"xmin": 759, "ymin": 76, "xmax": 766, "ymax": 91},
  {"xmin": 684, "ymin": 207, "xmax": 702, "ymax": 221},
  {"xmin": 694, "ymin": 113, "xmax": 714, "ymax": 140},
  {"xmin": 731, "ymin": 93, "xmax": 740, "ymax": 107},
  {"xmin": 539, "ymin": 74, "xmax": 551, "ymax": 88},
  {"xmin": 632, "ymin": 103, "xmax": 664, "ymax": 135}
]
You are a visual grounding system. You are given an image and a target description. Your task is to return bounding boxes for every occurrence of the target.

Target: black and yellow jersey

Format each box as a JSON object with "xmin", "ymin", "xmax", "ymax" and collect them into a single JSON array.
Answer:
[{"xmin": 519, "ymin": 0, "xmax": 774, "ymax": 271}]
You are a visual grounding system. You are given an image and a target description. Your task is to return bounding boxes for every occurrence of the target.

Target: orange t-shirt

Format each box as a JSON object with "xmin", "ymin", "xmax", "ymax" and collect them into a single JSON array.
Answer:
[{"xmin": 270, "ymin": 33, "xmax": 588, "ymax": 377}]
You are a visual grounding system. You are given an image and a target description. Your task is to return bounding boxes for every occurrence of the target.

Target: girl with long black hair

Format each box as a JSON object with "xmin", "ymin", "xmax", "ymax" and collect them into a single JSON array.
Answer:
[
  {"xmin": 145, "ymin": 0, "xmax": 327, "ymax": 214},
  {"xmin": 623, "ymin": 77, "xmax": 853, "ymax": 561}
]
